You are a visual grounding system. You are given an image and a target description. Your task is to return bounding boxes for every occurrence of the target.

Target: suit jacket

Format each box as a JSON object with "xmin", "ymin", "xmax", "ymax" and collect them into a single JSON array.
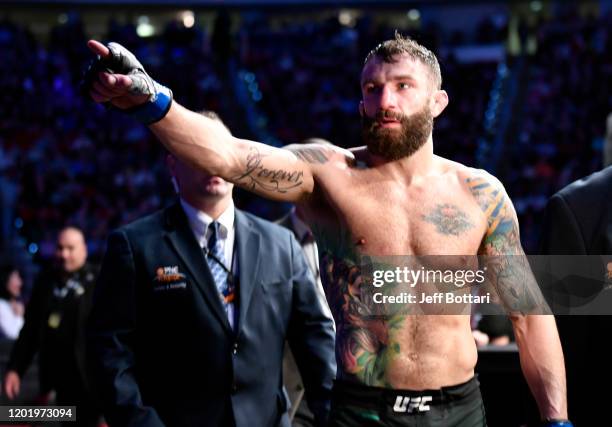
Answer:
[
  {"xmin": 87, "ymin": 202, "xmax": 336, "ymax": 427},
  {"xmin": 540, "ymin": 166, "xmax": 612, "ymax": 255},
  {"xmin": 276, "ymin": 210, "xmax": 333, "ymax": 426},
  {"xmin": 275, "ymin": 210, "xmax": 330, "ymax": 321},
  {"xmin": 7, "ymin": 264, "xmax": 97, "ymax": 398},
  {"xmin": 539, "ymin": 165, "xmax": 612, "ymax": 425}
]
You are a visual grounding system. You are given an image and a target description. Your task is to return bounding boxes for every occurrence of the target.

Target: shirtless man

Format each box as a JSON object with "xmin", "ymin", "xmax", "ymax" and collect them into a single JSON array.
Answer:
[{"xmin": 84, "ymin": 34, "xmax": 570, "ymax": 427}]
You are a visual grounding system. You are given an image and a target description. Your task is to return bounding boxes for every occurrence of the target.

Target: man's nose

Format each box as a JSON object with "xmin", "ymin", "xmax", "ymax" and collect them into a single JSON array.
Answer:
[{"xmin": 379, "ymin": 86, "xmax": 397, "ymax": 110}]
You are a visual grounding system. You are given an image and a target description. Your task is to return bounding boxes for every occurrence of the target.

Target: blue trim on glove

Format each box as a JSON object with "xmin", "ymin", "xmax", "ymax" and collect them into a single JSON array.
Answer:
[
  {"xmin": 126, "ymin": 83, "xmax": 173, "ymax": 125},
  {"xmin": 542, "ymin": 421, "xmax": 573, "ymax": 427}
]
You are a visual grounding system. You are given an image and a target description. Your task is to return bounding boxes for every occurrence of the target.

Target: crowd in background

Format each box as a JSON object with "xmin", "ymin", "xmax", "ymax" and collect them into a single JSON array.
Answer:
[
  {"xmin": 505, "ymin": 8, "xmax": 611, "ymax": 252},
  {"xmin": 0, "ymin": 4, "xmax": 610, "ymax": 288},
  {"xmin": 238, "ymin": 13, "xmax": 499, "ymax": 161}
]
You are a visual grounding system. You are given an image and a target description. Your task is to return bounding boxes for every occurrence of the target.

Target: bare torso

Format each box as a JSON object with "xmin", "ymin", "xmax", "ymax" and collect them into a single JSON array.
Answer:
[{"xmin": 300, "ymin": 149, "xmax": 488, "ymax": 390}]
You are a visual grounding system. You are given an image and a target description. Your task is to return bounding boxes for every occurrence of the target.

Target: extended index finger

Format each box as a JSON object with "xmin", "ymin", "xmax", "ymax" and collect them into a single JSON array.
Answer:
[{"xmin": 87, "ymin": 39, "xmax": 110, "ymax": 58}]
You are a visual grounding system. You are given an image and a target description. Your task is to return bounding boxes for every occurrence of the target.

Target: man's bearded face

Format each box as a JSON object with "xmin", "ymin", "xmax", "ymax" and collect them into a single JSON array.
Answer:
[{"xmin": 362, "ymin": 105, "xmax": 434, "ymax": 160}]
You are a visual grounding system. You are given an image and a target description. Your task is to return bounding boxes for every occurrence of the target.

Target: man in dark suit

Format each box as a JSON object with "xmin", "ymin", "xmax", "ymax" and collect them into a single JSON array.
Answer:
[
  {"xmin": 87, "ymin": 114, "xmax": 336, "ymax": 427},
  {"xmin": 3, "ymin": 226, "xmax": 101, "ymax": 427},
  {"xmin": 539, "ymin": 164, "xmax": 612, "ymax": 426}
]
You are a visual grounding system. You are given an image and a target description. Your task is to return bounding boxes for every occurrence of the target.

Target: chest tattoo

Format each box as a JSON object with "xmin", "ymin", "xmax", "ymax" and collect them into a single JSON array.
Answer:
[{"xmin": 421, "ymin": 203, "xmax": 474, "ymax": 236}]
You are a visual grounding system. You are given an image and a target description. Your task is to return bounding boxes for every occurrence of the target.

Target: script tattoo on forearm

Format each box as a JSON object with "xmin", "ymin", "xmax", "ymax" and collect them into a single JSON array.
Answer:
[
  {"xmin": 232, "ymin": 147, "xmax": 304, "ymax": 193},
  {"xmin": 422, "ymin": 203, "xmax": 475, "ymax": 236},
  {"xmin": 467, "ymin": 175, "xmax": 550, "ymax": 314}
]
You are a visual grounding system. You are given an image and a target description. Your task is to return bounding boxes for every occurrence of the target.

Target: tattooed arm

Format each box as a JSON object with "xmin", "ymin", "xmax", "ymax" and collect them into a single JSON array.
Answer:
[
  {"xmin": 150, "ymin": 103, "xmax": 344, "ymax": 202},
  {"xmin": 469, "ymin": 171, "xmax": 567, "ymax": 420}
]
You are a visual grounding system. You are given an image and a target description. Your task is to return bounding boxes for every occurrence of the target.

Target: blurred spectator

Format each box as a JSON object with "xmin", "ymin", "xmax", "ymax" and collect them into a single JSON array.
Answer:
[
  {"xmin": 2, "ymin": 227, "xmax": 101, "ymax": 427},
  {"xmin": 505, "ymin": 10, "xmax": 611, "ymax": 252},
  {"xmin": 605, "ymin": 111, "xmax": 612, "ymax": 167},
  {"xmin": 1, "ymin": 5, "xmax": 609, "ymax": 266},
  {"xmin": 0, "ymin": 16, "xmax": 217, "ymax": 263},
  {"xmin": 0, "ymin": 10, "xmax": 501, "ymax": 263},
  {"xmin": 471, "ymin": 289, "xmax": 514, "ymax": 348},
  {"xmin": 473, "ymin": 311, "xmax": 514, "ymax": 347},
  {"xmin": 0, "ymin": 265, "xmax": 25, "ymax": 340}
]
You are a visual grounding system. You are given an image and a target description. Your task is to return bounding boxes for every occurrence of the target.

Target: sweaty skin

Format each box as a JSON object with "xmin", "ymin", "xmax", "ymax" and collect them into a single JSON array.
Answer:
[{"xmin": 86, "ymin": 40, "xmax": 567, "ymax": 418}]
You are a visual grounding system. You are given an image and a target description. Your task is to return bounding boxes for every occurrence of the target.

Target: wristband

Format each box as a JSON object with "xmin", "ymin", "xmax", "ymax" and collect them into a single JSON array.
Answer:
[
  {"xmin": 542, "ymin": 419, "xmax": 573, "ymax": 427},
  {"xmin": 125, "ymin": 81, "xmax": 173, "ymax": 125}
]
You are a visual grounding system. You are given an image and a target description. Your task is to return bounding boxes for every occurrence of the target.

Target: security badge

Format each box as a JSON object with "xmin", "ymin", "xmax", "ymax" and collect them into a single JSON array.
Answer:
[
  {"xmin": 48, "ymin": 312, "xmax": 62, "ymax": 329},
  {"xmin": 48, "ymin": 278, "xmax": 86, "ymax": 329}
]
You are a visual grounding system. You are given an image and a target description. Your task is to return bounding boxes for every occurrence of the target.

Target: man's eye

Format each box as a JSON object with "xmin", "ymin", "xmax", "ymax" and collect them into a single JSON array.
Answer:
[{"xmin": 398, "ymin": 82, "xmax": 411, "ymax": 89}]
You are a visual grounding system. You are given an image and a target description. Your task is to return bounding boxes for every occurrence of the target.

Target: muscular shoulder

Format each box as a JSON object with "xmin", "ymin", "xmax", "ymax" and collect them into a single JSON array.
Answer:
[
  {"xmin": 433, "ymin": 158, "xmax": 507, "ymax": 202},
  {"xmin": 458, "ymin": 167, "xmax": 507, "ymax": 205},
  {"xmin": 456, "ymin": 168, "xmax": 522, "ymax": 255}
]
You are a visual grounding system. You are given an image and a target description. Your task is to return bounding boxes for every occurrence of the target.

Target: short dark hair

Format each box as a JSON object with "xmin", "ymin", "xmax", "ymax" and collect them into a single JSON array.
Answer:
[
  {"xmin": 364, "ymin": 31, "xmax": 442, "ymax": 89},
  {"xmin": 0, "ymin": 265, "xmax": 19, "ymax": 300}
]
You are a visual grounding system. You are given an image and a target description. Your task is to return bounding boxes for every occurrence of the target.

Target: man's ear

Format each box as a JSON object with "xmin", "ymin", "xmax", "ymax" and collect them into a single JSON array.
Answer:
[
  {"xmin": 431, "ymin": 90, "xmax": 449, "ymax": 118},
  {"xmin": 359, "ymin": 100, "xmax": 365, "ymax": 118}
]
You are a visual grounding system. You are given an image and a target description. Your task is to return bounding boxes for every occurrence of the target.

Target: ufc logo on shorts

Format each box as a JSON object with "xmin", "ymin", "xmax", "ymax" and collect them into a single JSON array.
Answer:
[{"xmin": 392, "ymin": 395, "xmax": 433, "ymax": 413}]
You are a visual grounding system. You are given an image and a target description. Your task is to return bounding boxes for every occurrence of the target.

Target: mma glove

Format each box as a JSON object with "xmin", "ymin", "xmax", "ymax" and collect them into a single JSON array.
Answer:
[{"xmin": 82, "ymin": 42, "xmax": 172, "ymax": 124}]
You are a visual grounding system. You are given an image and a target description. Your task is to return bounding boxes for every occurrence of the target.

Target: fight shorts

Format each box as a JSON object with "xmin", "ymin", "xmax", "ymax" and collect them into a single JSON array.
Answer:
[{"xmin": 328, "ymin": 377, "xmax": 486, "ymax": 427}]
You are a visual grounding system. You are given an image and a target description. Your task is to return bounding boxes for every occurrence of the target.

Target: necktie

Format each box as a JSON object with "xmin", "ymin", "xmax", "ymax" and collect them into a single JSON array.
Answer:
[
  {"xmin": 300, "ymin": 230, "xmax": 315, "ymax": 246},
  {"xmin": 206, "ymin": 221, "xmax": 235, "ymax": 326}
]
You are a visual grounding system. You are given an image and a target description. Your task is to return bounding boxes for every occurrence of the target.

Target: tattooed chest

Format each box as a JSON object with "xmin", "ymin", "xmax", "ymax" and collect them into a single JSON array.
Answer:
[
  {"xmin": 321, "ymin": 254, "xmax": 430, "ymax": 387},
  {"xmin": 333, "ymin": 201, "xmax": 485, "ymax": 256}
]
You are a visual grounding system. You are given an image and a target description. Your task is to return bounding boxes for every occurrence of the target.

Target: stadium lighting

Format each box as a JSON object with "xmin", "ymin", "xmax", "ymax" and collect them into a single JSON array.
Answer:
[
  {"xmin": 136, "ymin": 16, "xmax": 155, "ymax": 38},
  {"xmin": 338, "ymin": 10, "xmax": 356, "ymax": 27},
  {"xmin": 180, "ymin": 11, "xmax": 195, "ymax": 28},
  {"xmin": 407, "ymin": 9, "xmax": 421, "ymax": 21},
  {"xmin": 530, "ymin": 1, "xmax": 543, "ymax": 12}
]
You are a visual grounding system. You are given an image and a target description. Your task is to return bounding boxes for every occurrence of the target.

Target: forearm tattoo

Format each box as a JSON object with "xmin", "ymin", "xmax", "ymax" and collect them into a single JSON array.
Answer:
[{"xmin": 232, "ymin": 147, "xmax": 304, "ymax": 193}]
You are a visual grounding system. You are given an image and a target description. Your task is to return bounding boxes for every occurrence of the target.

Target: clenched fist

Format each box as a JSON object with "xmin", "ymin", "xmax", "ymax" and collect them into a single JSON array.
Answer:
[{"xmin": 82, "ymin": 40, "xmax": 173, "ymax": 124}]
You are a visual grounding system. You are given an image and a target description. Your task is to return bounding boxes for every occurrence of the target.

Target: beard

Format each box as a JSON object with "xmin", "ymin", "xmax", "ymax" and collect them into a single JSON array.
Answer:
[{"xmin": 362, "ymin": 105, "xmax": 434, "ymax": 161}]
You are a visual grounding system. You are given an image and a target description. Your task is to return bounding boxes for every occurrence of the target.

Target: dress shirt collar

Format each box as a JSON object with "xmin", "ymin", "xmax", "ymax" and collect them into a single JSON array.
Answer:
[{"xmin": 180, "ymin": 198, "xmax": 235, "ymax": 247}]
